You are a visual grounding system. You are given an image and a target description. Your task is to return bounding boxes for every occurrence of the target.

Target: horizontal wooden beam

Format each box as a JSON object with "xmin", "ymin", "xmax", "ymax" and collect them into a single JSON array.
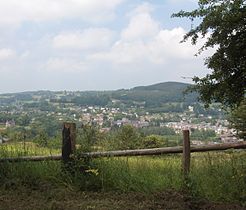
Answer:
[
  {"xmin": 79, "ymin": 142, "xmax": 246, "ymax": 158},
  {"xmin": 191, "ymin": 142, "xmax": 246, "ymax": 152},
  {"xmin": 0, "ymin": 142, "xmax": 245, "ymax": 163}
]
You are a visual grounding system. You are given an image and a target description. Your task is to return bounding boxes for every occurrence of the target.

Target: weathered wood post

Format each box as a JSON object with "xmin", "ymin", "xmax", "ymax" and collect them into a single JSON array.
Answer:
[
  {"xmin": 182, "ymin": 129, "xmax": 190, "ymax": 178},
  {"xmin": 62, "ymin": 122, "xmax": 76, "ymax": 162}
]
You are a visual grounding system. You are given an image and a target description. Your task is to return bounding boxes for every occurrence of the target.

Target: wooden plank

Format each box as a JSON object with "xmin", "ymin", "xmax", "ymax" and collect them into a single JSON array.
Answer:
[
  {"xmin": 0, "ymin": 142, "xmax": 246, "ymax": 162},
  {"xmin": 79, "ymin": 146, "xmax": 183, "ymax": 158},
  {"xmin": 191, "ymin": 142, "xmax": 246, "ymax": 152},
  {"xmin": 79, "ymin": 142, "xmax": 246, "ymax": 158}
]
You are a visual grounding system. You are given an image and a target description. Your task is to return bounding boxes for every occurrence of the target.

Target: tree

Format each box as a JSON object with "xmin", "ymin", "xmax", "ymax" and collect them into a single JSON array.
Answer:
[
  {"xmin": 35, "ymin": 130, "xmax": 48, "ymax": 147},
  {"xmin": 117, "ymin": 125, "xmax": 141, "ymax": 149},
  {"xmin": 78, "ymin": 124, "xmax": 101, "ymax": 152},
  {"xmin": 229, "ymin": 99, "xmax": 246, "ymax": 140},
  {"xmin": 142, "ymin": 135, "xmax": 168, "ymax": 148},
  {"xmin": 172, "ymin": 0, "xmax": 246, "ymax": 108}
]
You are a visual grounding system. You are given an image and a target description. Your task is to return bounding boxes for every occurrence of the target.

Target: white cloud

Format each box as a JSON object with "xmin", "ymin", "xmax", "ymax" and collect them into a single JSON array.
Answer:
[
  {"xmin": 121, "ymin": 13, "xmax": 160, "ymax": 41},
  {"xmin": 167, "ymin": 0, "xmax": 197, "ymax": 3},
  {"xmin": 147, "ymin": 27, "xmax": 199, "ymax": 63},
  {"xmin": 127, "ymin": 2, "xmax": 154, "ymax": 17},
  {"xmin": 0, "ymin": 0, "xmax": 124, "ymax": 26},
  {"xmin": 90, "ymin": 2, "xmax": 201, "ymax": 66},
  {"xmin": 53, "ymin": 28, "xmax": 115, "ymax": 51},
  {"xmin": 91, "ymin": 27, "xmax": 199, "ymax": 65},
  {"xmin": 121, "ymin": 3, "xmax": 159, "ymax": 41},
  {"xmin": 0, "ymin": 48, "xmax": 16, "ymax": 60},
  {"xmin": 44, "ymin": 57, "xmax": 88, "ymax": 73},
  {"xmin": 20, "ymin": 51, "xmax": 30, "ymax": 60},
  {"xmin": 90, "ymin": 40, "xmax": 148, "ymax": 64},
  {"xmin": 0, "ymin": 1, "xmax": 210, "ymax": 93},
  {"xmin": 114, "ymin": 2, "xmax": 201, "ymax": 65}
]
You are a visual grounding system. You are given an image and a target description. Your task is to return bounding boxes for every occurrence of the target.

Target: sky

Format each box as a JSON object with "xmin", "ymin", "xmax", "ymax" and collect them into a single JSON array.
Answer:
[{"xmin": 0, "ymin": 0, "xmax": 211, "ymax": 93}]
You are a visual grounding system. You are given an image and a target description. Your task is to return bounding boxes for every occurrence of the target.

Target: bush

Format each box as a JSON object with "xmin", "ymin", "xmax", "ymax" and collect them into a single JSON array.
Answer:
[{"xmin": 142, "ymin": 135, "xmax": 167, "ymax": 148}]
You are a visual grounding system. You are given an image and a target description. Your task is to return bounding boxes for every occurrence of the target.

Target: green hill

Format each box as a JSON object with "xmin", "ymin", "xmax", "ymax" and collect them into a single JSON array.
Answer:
[
  {"xmin": 111, "ymin": 82, "xmax": 197, "ymax": 108},
  {"xmin": 0, "ymin": 81, "xmax": 198, "ymax": 109},
  {"xmin": 132, "ymin": 81, "xmax": 190, "ymax": 91}
]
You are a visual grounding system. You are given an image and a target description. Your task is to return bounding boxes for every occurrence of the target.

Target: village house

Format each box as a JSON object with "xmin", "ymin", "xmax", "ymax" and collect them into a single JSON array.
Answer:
[
  {"xmin": 220, "ymin": 133, "xmax": 238, "ymax": 143},
  {"xmin": 5, "ymin": 120, "xmax": 15, "ymax": 128}
]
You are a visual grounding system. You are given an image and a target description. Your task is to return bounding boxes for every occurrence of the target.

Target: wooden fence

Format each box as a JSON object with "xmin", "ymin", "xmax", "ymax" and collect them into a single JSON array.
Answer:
[{"xmin": 1, "ymin": 122, "xmax": 246, "ymax": 177}]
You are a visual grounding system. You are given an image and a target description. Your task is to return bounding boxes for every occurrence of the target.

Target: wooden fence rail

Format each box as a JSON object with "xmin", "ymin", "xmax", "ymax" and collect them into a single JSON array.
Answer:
[{"xmin": 1, "ymin": 142, "xmax": 245, "ymax": 163}]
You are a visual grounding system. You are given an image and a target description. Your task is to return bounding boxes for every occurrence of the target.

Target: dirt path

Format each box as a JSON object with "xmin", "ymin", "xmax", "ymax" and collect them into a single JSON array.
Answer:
[{"xmin": 0, "ymin": 186, "xmax": 245, "ymax": 210}]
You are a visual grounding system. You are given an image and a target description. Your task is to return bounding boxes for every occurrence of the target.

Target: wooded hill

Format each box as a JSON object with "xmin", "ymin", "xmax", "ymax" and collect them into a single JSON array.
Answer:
[
  {"xmin": 111, "ymin": 82, "xmax": 197, "ymax": 107},
  {"xmin": 0, "ymin": 82, "xmax": 197, "ymax": 109}
]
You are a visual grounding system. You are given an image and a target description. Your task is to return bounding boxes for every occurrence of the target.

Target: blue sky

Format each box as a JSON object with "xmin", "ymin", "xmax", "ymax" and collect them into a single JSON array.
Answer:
[{"xmin": 0, "ymin": 0, "xmax": 210, "ymax": 93}]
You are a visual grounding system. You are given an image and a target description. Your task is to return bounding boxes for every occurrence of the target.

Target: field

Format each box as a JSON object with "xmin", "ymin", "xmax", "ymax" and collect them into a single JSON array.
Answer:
[
  {"xmin": 0, "ymin": 142, "xmax": 246, "ymax": 209},
  {"xmin": 0, "ymin": 142, "xmax": 60, "ymax": 157}
]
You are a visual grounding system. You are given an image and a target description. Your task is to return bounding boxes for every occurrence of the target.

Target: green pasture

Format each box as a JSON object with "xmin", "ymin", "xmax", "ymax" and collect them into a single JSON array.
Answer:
[{"xmin": 0, "ymin": 142, "xmax": 245, "ymax": 205}]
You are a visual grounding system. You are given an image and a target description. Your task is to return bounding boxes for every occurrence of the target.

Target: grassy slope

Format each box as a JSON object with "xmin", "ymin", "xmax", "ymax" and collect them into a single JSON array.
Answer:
[{"xmin": 0, "ymin": 143, "xmax": 246, "ymax": 209}]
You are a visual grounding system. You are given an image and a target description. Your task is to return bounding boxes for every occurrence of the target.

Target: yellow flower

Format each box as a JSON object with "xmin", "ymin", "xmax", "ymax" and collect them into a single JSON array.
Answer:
[{"xmin": 85, "ymin": 169, "xmax": 99, "ymax": 176}]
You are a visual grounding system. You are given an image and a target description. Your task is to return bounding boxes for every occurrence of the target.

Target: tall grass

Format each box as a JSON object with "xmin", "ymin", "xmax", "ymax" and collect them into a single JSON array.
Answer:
[
  {"xmin": 190, "ymin": 151, "xmax": 246, "ymax": 203},
  {"xmin": 0, "ymin": 142, "xmax": 245, "ymax": 204},
  {"xmin": 0, "ymin": 142, "xmax": 62, "ymax": 190},
  {"xmin": 91, "ymin": 155, "xmax": 182, "ymax": 192},
  {"xmin": 0, "ymin": 142, "xmax": 60, "ymax": 157}
]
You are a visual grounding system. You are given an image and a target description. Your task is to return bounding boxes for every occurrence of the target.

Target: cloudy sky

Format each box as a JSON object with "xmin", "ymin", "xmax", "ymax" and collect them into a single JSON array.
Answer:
[{"xmin": 0, "ymin": 0, "xmax": 211, "ymax": 93}]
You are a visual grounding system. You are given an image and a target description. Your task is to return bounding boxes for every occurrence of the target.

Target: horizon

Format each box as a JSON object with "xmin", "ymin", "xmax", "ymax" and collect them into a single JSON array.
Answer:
[
  {"xmin": 0, "ymin": 0, "xmax": 209, "ymax": 94},
  {"xmin": 0, "ymin": 80, "xmax": 192, "ymax": 94}
]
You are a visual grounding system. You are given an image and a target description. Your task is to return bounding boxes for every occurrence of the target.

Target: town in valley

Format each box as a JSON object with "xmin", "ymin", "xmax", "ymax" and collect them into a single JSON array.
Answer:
[{"xmin": 0, "ymin": 82, "xmax": 242, "ymax": 146}]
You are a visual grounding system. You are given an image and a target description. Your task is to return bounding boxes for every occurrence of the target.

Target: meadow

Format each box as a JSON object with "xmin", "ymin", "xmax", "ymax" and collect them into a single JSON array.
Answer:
[{"xmin": 0, "ymin": 141, "xmax": 245, "ymax": 206}]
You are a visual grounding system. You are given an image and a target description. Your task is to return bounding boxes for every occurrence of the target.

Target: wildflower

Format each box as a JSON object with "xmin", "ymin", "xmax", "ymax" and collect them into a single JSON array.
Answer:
[{"xmin": 85, "ymin": 169, "xmax": 99, "ymax": 176}]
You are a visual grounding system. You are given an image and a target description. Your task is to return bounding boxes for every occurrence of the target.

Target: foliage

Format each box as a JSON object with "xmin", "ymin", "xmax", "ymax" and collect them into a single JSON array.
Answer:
[
  {"xmin": 139, "ymin": 126, "xmax": 176, "ymax": 136},
  {"xmin": 172, "ymin": 0, "xmax": 246, "ymax": 108},
  {"xmin": 192, "ymin": 103, "xmax": 222, "ymax": 116},
  {"xmin": 73, "ymin": 94, "xmax": 110, "ymax": 106},
  {"xmin": 190, "ymin": 129, "xmax": 216, "ymax": 141},
  {"xmin": 0, "ymin": 113, "xmax": 31, "ymax": 126},
  {"xmin": 112, "ymin": 82, "xmax": 197, "ymax": 108},
  {"xmin": 60, "ymin": 125, "xmax": 103, "ymax": 191},
  {"xmin": 31, "ymin": 115, "xmax": 62, "ymax": 137},
  {"xmin": 229, "ymin": 99, "xmax": 246, "ymax": 140},
  {"xmin": 142, "ymin": 135, "xmax": 168, "ymax": 148},
  {"xmin": 77, "ymin": 124, "xmax": 105, "ymax": 152},
  {"xmin": 116, "ymin": 125, "xmax": 142, "ymax": 150},
  {"xmin": 34, "ymin": 130, "xmax": 48, "ymax": 147},
  {"xmin": 190, "ymin": 151, "xmax": 246, "ymax": 204}
]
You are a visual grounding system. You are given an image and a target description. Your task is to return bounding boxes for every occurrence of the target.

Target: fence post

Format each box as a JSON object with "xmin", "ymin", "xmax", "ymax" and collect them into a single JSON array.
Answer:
[
  {"xmin": 62, "ymin": 122, "xmax": 76, "ymax": 162},
  {"xmin": 182, "ymin": 129, "xmax": 190, "ymax": 178}
]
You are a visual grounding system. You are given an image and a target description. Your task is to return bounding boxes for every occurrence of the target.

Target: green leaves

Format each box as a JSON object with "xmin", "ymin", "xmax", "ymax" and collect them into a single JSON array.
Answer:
[
  {"xmin": 117, "ymin": 125, "xmax": 141, "ymax": 150},
  {"xmin": 172, "ymin": 0, "xmax": 246, "ymax": 108},
  {"xmin": 229, "ymin": 99, "xmax": 246, "ymax": 140}
]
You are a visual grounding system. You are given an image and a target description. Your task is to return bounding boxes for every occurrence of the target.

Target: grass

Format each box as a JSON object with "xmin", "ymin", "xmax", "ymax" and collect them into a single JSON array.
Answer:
[
  {"xmin": 0, "ymin": 142, "xmax": 246, "ymax": 206},
  {"xmin": 88, "ymin": 155, "xmax": 182, "ymax": 192},
  {"xmin": 190, "ymin": 151, "xmax": 246, "ymax": 203},
  {"xmin": 0, "ymin": 141, "xmax": 60, "ymax": 157},
  {"xmin": 32, "ymin": 154, "xmax": 182, "ymax": 193}
]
